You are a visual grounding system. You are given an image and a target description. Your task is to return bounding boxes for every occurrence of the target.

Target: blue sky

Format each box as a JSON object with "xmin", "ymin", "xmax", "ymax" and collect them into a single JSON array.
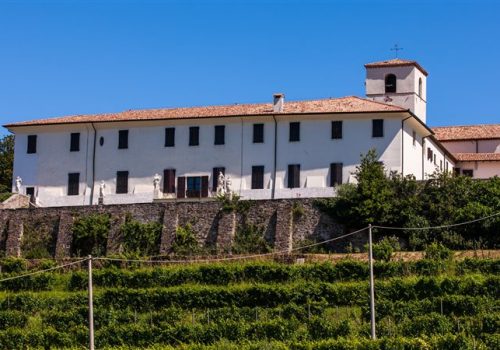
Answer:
[{"xmin": 1, "ymin": 0, "xmax": 499, "ymax": 136}]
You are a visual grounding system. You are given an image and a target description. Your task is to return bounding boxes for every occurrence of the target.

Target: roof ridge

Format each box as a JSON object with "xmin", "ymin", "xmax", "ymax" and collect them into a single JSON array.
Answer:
[{"xmin": 432, "ymin": 123, "xmax": 500, "ymax": 128}]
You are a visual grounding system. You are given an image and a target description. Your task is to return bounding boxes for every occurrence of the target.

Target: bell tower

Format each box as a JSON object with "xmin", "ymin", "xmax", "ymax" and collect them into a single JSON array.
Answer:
[{"xmin": 365, "ymin": 59, "xmax": 428, "ymax": 123}]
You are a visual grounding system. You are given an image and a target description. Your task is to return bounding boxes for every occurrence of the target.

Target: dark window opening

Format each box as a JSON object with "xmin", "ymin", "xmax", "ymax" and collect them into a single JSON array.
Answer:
[
  {"xmin": 212, "ymin": 167, "xmax": 225, "ymax": 191},
  {"xmin": 165, "ymin": 128, "xmax": 175, "ymax": 147},
  {"xmin": 118, "ymin": 130, "xmax": 129, "ymax": 149},
  {"xmin": 214, "ymin": 125, "xmax": 225, "ymax": 145},
  {"xmin": 189, "ymin": 127, "xmax": 199, "ymax": 146},
  {"xmin": 440, "ymin": 160, "xmax": 443, "ymax": 170},
  {"xmin": 27, "ymin": 135, "xmax": 37, "ymax": 154},
  {"xmin": 116, "ymin": 171, "xmax": 129, "ymax": 194},
  {"xmin": 412, "ymin": 131, "xmax": 417, "ymax": 146},
  {"xmin": 418, "ymin": 78, "xmax": 423, "ymax": 97},
  {"xmin": 163, "ymin": 169, "xmax": 176, "ymax": 193},
  {"xmin": 433, "ymin": 154, "xmax": 437, "ymax": 164},
  {"xmin": 99, "ymin": 137, "xmax": 104, "ymax": 146},
  {"xmin": 253, "ymin": 124, "xmax": 264, "ymax": 143},
  {"xmin": 177, "ymin": 177, "xmax": 186, "ymax": 199},
  {"xmin": 372, "ymin": 119, "xmax": 384, "ymax": 138},
  {"xmin": 68, "ymin": 173, "xmax": 80, "ymax": 196},
  {"xmin": 287, "ymin": 164, "xmax": 300, "ymax": 188},
  {"xmin": 70, "ymin": 133, "xmax": 80, "ymax": 152},
  {"xmin": 251, "ymin": 166, "xmax": 264, "ymax": 189},
  {"xmin": 453, "ymin": 168, "xmax": 461, "ymax": 176},
  {"xmin": 289, "ymin": 122, "xmax": 300, "ymax": 142},
  {"xmin": 385, "ymin": 74, "xmax": 397, "ymax": 93},
  {"xmin": 427, "ymin": 148, "xmax": 433, "ymax": 161},
  {"xmin": 330, "ymin": 163, "xmax": 343, "ymax": 187},
  {"xmin": 331, "ymin": 121, "xmax": 343, "ymax": 139},
  {"xmin": 26, "ymin": 187, "xmax": 35, "ymax": 203},
  {"xmin": 462, "ymin": 169, "xmax": 473, "ymax": 177},
  {"xmin": 185, "ymin": 176, "xmax": 209, "ymax": 198}
]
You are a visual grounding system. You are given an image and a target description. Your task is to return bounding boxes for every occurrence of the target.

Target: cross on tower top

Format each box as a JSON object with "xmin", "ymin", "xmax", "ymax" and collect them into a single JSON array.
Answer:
[{"xmin": 390, "ymin": 44, "xmax": 403, "ymax": 58}]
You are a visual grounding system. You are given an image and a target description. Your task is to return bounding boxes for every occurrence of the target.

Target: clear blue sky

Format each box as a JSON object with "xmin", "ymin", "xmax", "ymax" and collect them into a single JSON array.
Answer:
[{"xmin": 1, "ymin": 0, "xmax": 499, "ymax": 137}]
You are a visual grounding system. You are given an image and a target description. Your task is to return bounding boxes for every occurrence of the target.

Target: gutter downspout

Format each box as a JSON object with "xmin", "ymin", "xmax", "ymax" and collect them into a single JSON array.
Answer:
[
  {"xmin": 271, "ymin": 115, "xmax": 278, "ymax": 199},
  {"xmin": 401, "ymin": 116, "xmax": 412, "ymax": 177},
  {"xmin": 89, "ymin": 123, "xmax": 97, "ymax": 205}
]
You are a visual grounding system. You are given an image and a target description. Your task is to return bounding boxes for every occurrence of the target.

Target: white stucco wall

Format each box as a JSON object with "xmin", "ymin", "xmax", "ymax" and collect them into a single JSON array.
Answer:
[
  {"xmin": 457, "ymin": 161, "xmax": 500, "ymax": 178},
  {"xmin": 11, "ymin": 111, "xmax": 452, "ymax": 207},
  {"xmin": 423, "ymin": 137, "xmax": 453, "ymax": 178},
  {"xmin": 441, "ymin": 139, "xmax": 500, "ymax": 154}
]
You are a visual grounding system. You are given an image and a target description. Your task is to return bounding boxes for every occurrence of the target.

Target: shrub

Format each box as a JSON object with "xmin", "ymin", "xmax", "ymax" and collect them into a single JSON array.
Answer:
[
  {"xmin": 119, "ymin": 214, "xmax": 162, "ymax": 256},
  {"xmin": 0, "ymin": 257, "xmax": 27, "ymax": 273},
  {"xmin": 425, "ymin": 242, "xmax": 453, "ymax": 261},
  {"xmin": 233, "ymin": 224, "xmax": 271, "ymax": 254},
  {"xmin": 71, "ymin": 213, "xmax": 110, "ymax": 257},
  {"xmin": 371, "ymin": 236, "xmax": 400, "ymax": 262},
  {"xmin": 172, "ymin": 223, "xmax": 199, "ymax": 255}
]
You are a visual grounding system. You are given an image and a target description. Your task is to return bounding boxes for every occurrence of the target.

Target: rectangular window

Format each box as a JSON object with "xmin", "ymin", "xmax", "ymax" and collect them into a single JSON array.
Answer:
[
  {"xmin": 251, "ymin": 166, "xmax": 265, "ymax": 189},
  {"xmin": 163, "ymin": 169, "xmax": 176, "ymax": 193},
  {"xmin": 427, "ymin": 148, "xmax": 433, "ymax": 161},
  {"xmin": 412, "ymin": 130, "xmax": 417, "ymax": 146},
  {"xmin": 118, "ymin": 130, "xmax": 129, "ymax": 149},
  {"xmin": 440, "ymin": 160, "xmax": 443, "ymax": 170},
  {"xmin": 116, "ymin": 171, "xmax": 129, "ymax": 194},
  {"xmin": 289, "ymin": 122, "xmax": 300, "ymax": 142},
  {"xmin": 25, "ymin": 187, "xmax": 35, "ymax": 202},
  {"xmin": 212, "ymin": 167, "xmax": 225, "ymax": 191},
  {"xmin": 453, "ymin": 167, "xmax": 461, "ymax": 176},
  {"xmin": 27, "ymin": 135, "xmax": 37, "ymax": 154},
  {"xmin": 164, "ymin": 128, "xmax": 175, "ymax": 147},
  {"xmin": 372, "ymin": 119, "xmax": 384, "ymax": 137},
  {"xmin": 433, "ymin": 154, "xmax": 437, "ymax": 164},
  {"xmin": 287, "ymin": 164, "xmax": 300, "ymax": 188},
  {"xmin": 67, "ymin": 173, "xmax": 80, "ymax": 196},
  {"xmin": 186, "ymin": 176, "xmax": 201, "ymax": 198},
  {"xmin": 214, "ymin": 125, "xmax": 225, "ymax": 145},
  {"xmin": 330, "ymin": 163, "xmax": 343, "ymax": 186},
  {"xmin": 189, "ymin": 127, "xmax": 199, "ymax": 146},
  {"xmin": 462, "ymin": 169, "xmax": 473, "ymax": 177},
  {"xmin": 253, "ymin": 124, "xmax": 264, "ymax": 143},
  {"xmin": 177, "ymin": 176, "xmax": 186, "ymax": 199},
  {"xmin": 70, "ymin": 133, "xmax": 80, "ymax": 152},
  {"xmin": 331, "ymin": 121, "xmax": 343, "ymax": 139}
]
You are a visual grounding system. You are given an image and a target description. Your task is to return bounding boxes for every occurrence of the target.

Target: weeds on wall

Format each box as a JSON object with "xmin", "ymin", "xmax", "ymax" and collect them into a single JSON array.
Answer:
[
  {"xmin": 232, "ymin": 224, "xmax": 271, "ymax": 254},
  {"xmin": 71, "ymin": 213, "xmax": 110, "ymax": 257},
  {"xmin": 21, "ymin": 221, "xmax": 56, "ymax": 259},
  {"xmin": 172, "ymin": 223, "xmax": 200, "ymax": 256},
  {"xmin": 119, "ymin": 214, "xmax": 162, "ymax": 256}
]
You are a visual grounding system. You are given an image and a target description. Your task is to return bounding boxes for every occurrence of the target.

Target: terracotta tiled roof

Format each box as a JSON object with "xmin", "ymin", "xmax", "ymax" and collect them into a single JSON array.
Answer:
[
  {"xmin": 432, "ymin": 124, "xmax": 500, "ymax": 141},
  {"xmin": 364, "ymin": 58, "xmax": 428, "ymax": 76},
  {"xmin": 455, "ymin": 153, "xmax": 500, "ymax": 162},
  {"xmin": 4, "ymin": 96, "xmax": 406, "ymax": 128}
]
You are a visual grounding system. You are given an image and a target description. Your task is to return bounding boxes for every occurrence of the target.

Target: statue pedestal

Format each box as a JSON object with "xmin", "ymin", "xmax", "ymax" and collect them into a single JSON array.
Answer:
[{"xmin": 153, "ymin": 189, "xmax": 160, "ymax": 199}]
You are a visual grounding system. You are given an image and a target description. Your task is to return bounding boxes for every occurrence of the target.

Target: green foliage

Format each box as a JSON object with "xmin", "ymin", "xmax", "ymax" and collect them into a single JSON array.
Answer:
[
  {"xmin": 371, "ymin": 236, "xmax": 400, "ymax": 262},
  {"xmin": 316, "ymin": 150, "xmax": 500, "ymax": 250},
  {"xmin": 0, "ymin": 135, "xmax": 14, "ymax": 194},
  {"xmin": 71, "ymin": 213, "xmax": 110, "ymax": 257},
  {"xmin": 425, "ymin": 242, "xmax": 453, "ymax": 261},
  {"xmin": 232, "ymin": 224, "xmax": 271, "ymax": 254},
  {"xmin": 217, "ymin": 193, "xmax": 252, "ymax": 214},
  {"xmin": 292, "ymin": 201, "xmax": 305, "ymax": 220},
  {"xmin": 119, "ymin": 214, "xmax": 162, "ymax": 256},
  {"xmin": 0, "ymin": 257, "xmax": 27, "ymax": 273},
  {"xmin": 0, "ymin": 192, "xmax": 12, "ymax": 202},
  {"xmin": 172, "ymin": 223, "xmax": 199, "ymax": 255},
  {"xmin": 21, "ymin": 220, "xmax": 56, "ymax": 259}
]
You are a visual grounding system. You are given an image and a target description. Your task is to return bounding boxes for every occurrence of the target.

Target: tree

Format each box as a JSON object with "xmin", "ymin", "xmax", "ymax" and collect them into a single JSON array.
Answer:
[{"xmin": 0, "ymin": 134, "xmax": 14, "ymax": 194}]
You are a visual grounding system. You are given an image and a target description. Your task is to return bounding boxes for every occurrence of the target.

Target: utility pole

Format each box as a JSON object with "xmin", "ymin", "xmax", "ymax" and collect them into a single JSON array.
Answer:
[
  {"xmin": 88, "ymin": 255, "xmax": 95, "ymax": 350},
  {"xmin": 368, "ymin": 224, "xmax": 376, "ymax": 340}
]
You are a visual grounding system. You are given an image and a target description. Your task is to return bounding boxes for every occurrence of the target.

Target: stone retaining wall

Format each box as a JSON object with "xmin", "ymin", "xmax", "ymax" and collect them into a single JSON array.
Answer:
[{"xmin": 0, "ymin": 198, "xmax": 347, "ymax": 258}]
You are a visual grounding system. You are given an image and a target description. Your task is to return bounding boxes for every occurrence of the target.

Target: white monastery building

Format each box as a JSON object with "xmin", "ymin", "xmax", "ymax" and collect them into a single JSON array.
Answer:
[{"xmin": 4, "ymin": 59, "xmax": 497, "ymax": 207}]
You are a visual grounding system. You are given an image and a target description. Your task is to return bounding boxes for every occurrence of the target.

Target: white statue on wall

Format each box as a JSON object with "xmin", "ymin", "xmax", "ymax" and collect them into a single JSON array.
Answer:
[
  {"xmin": 15, "ymin": 176, "xmax": 22, "ymax": 193},
  {"xmin": 99, "ymin": 181, "xmax": 106, "ymax": 198},
  {"xmin": 217, "ymin": 171, "xmax": 225, "ymax": 195},
  {"xmin": 225, "ymin": 176, "xmax": 233, "ymax": 200},
  {"xmin": 153, "ymin": 173, "xmax": 161, "ymax": 191}
]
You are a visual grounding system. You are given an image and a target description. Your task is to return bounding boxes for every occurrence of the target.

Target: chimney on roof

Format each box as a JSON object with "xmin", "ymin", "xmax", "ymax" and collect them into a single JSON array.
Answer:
[{"xmin": 273, "ymin": 93, "xmax": 285, "ymax": 113}]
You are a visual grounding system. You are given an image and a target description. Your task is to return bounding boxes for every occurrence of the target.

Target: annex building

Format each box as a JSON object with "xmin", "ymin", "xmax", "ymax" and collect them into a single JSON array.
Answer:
[{"xmin": 4, "ymin": 59, "xmax": 497, "ymax": 208}]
